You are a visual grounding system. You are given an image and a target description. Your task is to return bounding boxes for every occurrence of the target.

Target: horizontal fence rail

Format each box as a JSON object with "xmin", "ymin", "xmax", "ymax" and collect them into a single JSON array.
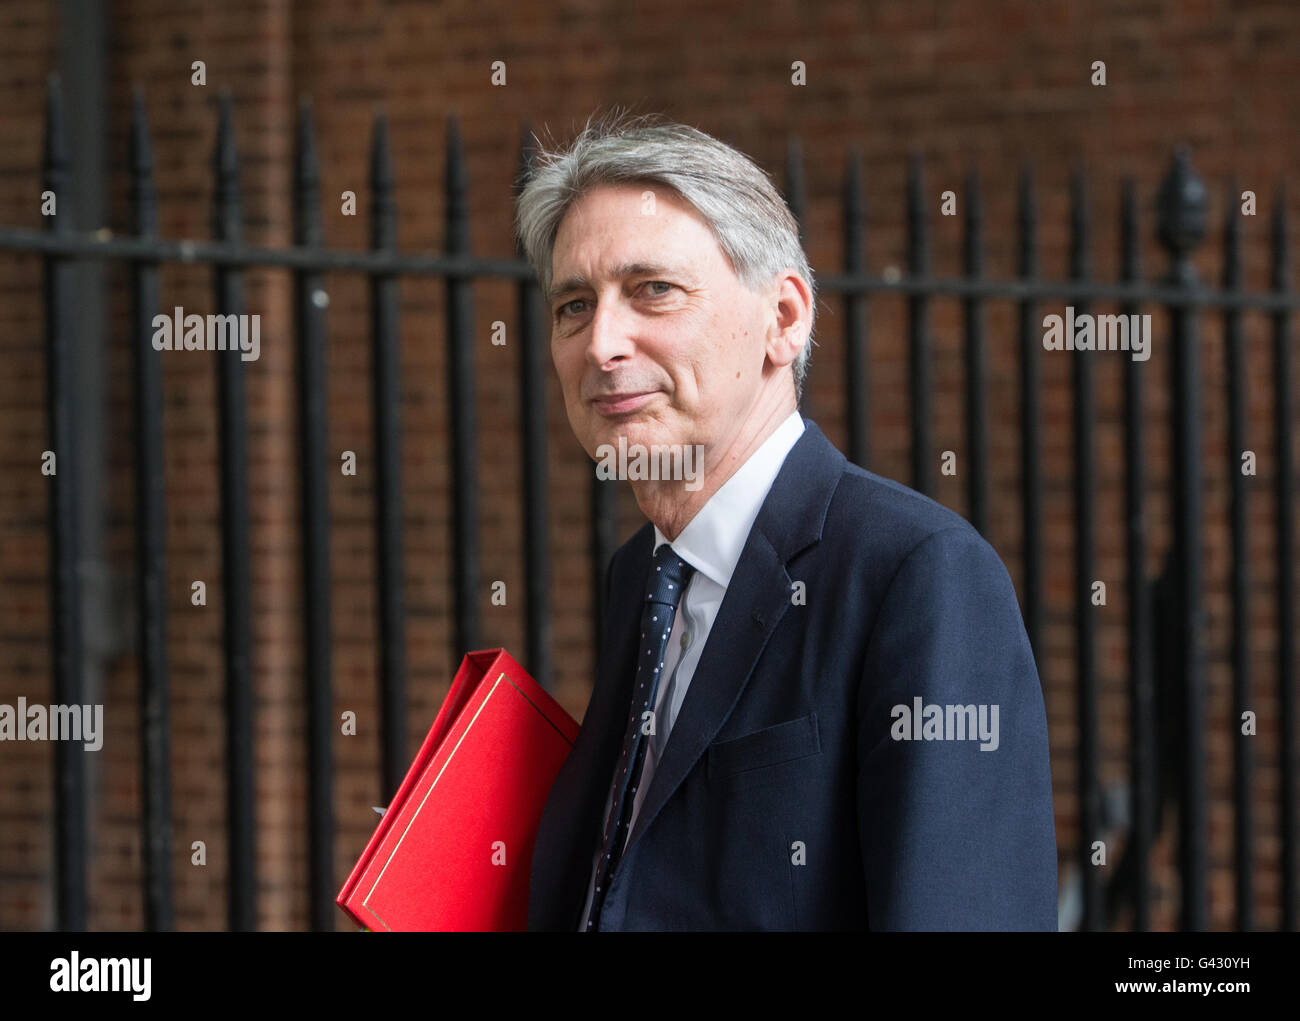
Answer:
[{"xmin": 2, "ymin": 76, "xmax": 1297, "ymax": 931}]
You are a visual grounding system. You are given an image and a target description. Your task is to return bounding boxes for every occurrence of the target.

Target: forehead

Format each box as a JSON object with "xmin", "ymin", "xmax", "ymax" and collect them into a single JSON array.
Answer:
[{"xmin": 550, "ymin": 182, "xmax": 728, "ymax": 281}]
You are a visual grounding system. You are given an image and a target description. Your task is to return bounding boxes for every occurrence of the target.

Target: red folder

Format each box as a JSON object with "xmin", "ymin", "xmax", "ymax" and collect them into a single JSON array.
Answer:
[{"xmin": 337, "ymin": 648, "xmax": 579, "ymax": 931}]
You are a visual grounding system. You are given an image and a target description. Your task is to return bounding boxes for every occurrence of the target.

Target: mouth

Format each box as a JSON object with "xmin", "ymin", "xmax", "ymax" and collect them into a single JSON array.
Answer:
[{"xmin": 590, "ymin": 391, "xmax": 659, "ymax": 416}]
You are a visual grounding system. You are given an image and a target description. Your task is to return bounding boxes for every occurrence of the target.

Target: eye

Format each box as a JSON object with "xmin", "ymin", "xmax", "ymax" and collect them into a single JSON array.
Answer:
[
  {"xmin": 556, "ymin": 298, "xmax": 587, "ymax": 320},
  {"xmin": 642, "ymin": 281, "xmax": 675, "ymax": 297}
]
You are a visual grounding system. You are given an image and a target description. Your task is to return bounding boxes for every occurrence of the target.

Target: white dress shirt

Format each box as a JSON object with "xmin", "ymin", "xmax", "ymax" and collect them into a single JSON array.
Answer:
[{"xmin": 578, "ymin": 409, "xmax": 806, "ymax": 928}]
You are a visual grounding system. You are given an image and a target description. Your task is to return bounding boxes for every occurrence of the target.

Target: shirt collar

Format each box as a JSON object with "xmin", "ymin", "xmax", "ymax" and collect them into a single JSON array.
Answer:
[{"xmin": 653, "ymin": 410, "xmax": 806, "ymax": 589}]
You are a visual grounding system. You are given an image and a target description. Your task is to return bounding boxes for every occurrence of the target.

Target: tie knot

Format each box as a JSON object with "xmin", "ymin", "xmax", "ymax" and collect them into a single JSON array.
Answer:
[{"xmin": 646, "ymin": 543, "xmax": 695, "ymax": 607}]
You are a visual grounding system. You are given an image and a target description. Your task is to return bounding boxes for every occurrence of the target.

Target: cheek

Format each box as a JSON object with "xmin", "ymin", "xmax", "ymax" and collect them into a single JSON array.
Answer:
[
  {"xmin": 713, "ymin": 328, "xmax": 749, "ymax": 377},
  {"xmin": 688, "ymin": 315, "xmax": 733, "ymax": 365},
  {"xmin": 552, "ymin": 343, "xmax": 580, "ymax": 390}
]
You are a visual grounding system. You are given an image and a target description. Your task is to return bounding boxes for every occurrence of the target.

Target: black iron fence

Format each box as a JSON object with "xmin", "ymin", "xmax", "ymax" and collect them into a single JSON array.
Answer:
[{"xmin": 2, "ymin": 76, "xmax": 1297, "ymax": 931}]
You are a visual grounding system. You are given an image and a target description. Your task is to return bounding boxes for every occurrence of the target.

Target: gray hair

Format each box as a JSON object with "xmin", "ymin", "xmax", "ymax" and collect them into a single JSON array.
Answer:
[{"xmin": 514, "ymin": 110, "xmax": 817, "ymax": 401}]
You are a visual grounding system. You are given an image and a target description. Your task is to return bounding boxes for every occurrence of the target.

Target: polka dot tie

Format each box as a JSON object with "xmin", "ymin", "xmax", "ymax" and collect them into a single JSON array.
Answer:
[{"xmin": 584, "ymin": 542, "xmax": 695, "ymax": 931}]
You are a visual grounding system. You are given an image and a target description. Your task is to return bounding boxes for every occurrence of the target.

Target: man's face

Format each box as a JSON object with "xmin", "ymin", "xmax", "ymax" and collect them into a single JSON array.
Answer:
[{"xmin": 548, "ymin": 182, "xmax": 775, "ymax": 463}]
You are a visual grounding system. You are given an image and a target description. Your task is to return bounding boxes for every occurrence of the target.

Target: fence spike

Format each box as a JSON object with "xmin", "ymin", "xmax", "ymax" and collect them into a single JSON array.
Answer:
[
  {"xmin": 514, "ymin": 120, "xmax": 537, "ymax": 261},
  {"xmin": 784, "ymin": 134, "xmax": 806, "ymax": 246},
  {"xmin": 1221, "ymin": 177, "xmax": 1240, "ymax": 289},
  {"xmin": 906, "ymin": 150, "xmax": 927, "ymax": 272},
  {"xmin": 130, "ymin": 90, "xmax": 157, "ymax": 237},
  {"xmin": 1157, "ymin": 146, "xmax": 1208, "ymax": 280},
  {"xmin": 843, "ymin": 145, "xmax": 864, "ymax": 268},
  {"xmin": 964, "ymin": 165, "xmax": 983, "ymax": 277},
  {"xmin": 295, "ymin": 99, "xmax": 321, "ymax": 246},
  {"xmin": 369, "ymin": 112, "xmax": 395, "ymax": 250},
  {"xmin": 1121, "ymin": 176, "xmax": 1140, "ymax": 281},
  {"xmin": 445, "ymin": 114, "xmax": 469, "ymax": 255},
  {"xmin": 1017, "ymin": 162, "xmax": 1037, "ymax": 277},
  {"xmin": 1070, "ymin": 167, "xmax": 1090, "ymax": 280},
  {"xmin": 213, "ymin": 91, "xmax": 242, "ymax": 243},
  {"xmin": 1272, "ymin": 180, "xmax": 1290, "ymax": 290},
  {"xmin": 43, "ymin": 74, "xmax": 70, "ymax": 230}
]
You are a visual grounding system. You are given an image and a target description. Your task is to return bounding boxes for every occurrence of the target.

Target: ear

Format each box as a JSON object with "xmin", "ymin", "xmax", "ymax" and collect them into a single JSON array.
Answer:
[{"xmin": 764, "ymin": 269, "xmax": 813, "ymax": 372}]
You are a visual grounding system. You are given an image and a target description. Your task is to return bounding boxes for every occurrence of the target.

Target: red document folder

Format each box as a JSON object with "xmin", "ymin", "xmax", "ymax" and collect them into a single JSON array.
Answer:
[{"xmin": 337, "ymin": 648, "xmax": 579, "ymax": 931}]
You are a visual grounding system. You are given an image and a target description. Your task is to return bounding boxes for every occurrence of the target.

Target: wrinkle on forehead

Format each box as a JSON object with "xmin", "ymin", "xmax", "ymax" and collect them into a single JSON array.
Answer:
[{"xmin": 550, "ymin": 183, "xmax": 734, "ymax": 296}]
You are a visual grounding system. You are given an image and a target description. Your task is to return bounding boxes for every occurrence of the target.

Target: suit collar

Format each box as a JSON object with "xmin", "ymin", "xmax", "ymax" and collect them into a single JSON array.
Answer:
[
  {"xmin": 652, "ymin": 409, "xmax": 806, "ymax": 591},
  {"xmin": 749, "ymin": 417, "xmax": 846, "ymax": 565}
]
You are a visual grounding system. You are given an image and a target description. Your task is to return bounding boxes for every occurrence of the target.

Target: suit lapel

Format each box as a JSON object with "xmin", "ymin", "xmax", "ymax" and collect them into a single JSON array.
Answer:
[{"xmin": 621, "ymin": 420, "xmax": 846, "ymax": 858}]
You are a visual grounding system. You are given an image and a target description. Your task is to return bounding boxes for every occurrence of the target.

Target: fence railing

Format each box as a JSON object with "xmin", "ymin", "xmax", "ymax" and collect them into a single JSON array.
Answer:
[{"xmin": 1, "ymin": 75, "xmax": 1297, "ymax": 931}]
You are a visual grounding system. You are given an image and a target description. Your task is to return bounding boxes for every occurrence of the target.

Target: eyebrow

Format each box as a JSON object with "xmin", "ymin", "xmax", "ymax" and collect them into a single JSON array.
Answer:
[{"xmin": 547, "ymin": 262, "xmax": 687, "ymax": 305}]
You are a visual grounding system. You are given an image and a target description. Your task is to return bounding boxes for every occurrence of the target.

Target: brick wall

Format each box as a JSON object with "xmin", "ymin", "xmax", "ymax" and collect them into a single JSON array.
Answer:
[{"xmin": 1, "ymin": 0, "xmax": 1297, "ymax": 930}]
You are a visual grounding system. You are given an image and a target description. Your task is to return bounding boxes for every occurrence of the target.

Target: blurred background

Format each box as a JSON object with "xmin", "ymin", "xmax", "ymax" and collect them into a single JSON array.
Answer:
[{"xmin": 0, "ymin": 0, "xmax": 1297, "ymax": 931}]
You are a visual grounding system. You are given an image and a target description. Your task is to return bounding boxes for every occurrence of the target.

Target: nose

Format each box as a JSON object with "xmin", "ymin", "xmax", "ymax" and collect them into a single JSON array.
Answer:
[{"xmin": 585, "ymin": 295, "xmax": 635, "ymax": 369}]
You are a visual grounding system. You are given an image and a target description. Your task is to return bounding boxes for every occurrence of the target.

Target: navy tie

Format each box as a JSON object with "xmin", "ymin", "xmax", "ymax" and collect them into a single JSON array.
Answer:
[{"xmin": 584, "ymin": 543, "xmax": 696, "ymax": 931}]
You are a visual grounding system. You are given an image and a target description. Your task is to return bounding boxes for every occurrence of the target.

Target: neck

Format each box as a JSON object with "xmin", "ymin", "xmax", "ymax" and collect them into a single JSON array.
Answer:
[{"xmin": 631, "ymin": 396, "xmax": 797, "ymax": 542}]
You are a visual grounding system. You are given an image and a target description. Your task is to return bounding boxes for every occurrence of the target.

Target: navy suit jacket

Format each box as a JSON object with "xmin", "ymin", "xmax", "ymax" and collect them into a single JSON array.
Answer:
[{"xmin": 528, "ymin": 419, "xmax": 1058, "ymax": 930}]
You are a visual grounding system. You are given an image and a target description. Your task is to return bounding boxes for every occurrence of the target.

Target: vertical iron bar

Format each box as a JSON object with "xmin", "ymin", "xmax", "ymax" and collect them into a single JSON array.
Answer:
[
  {"xmin": 844, "ymin": 146, "xmax": 870, "ymax": 468},
  {"xmin": 369, "ymin": 112, "xmax": 407, "ymax": 798},
  {"xmin": 1224, "ymin": 177, "xmax": 1254, "ymax": 931},
  {"xmin": 1121, "ymin": 176, "xmax": 1154, "ymax": 931},
  {"xmin": 294, "ymin": 99, "xmax": 334, "ymax": 932},
  {"xmin": 963, "ymin": 166, "xmax": 988, "ymax": 535},
  {"xmin": 516, "ymin": 125, "xmax": 552, "ymax": 690},
  {"xmin": 129, "ymin": 89, "xmax": 173, "ymax": 931},
  {"xmin": 1070, "ymin": 168, "xmax": 1101, "ymax": 931},
  {"xmin": 43, "ymin": 72, "xmax": 87, "ymax": 932},
  {"xmin": 445, "ymin": 116, "xmax": 481, "ymax": 659},
  {"xmin": 57, "ymin": 7, "xmax": 109, "ymax": 842},
  {"xmin": 1272, "ymin": 185, "xmax": 1297, "ymax": 931},
  {"xmin": 785, "ymin": 135, "xmax": 808, "ymax": 415},
  {"xmin": 1018, "ymin": 164, "xmax": 1045, "ymax": 668},
  {"xmin": 907, "ymin": 152, "xmax": 933, "ymax": 496},
  {"xmin": 1159, "ymin": 147, "xmax": 1209, "ymax": 932},
  {"xmin": 784, "ymin": 135, "xmax": 806, "ymax": 236},
  {"xmin": 212, "ymin": 91, "xmax": 256, "ymax": 932}
]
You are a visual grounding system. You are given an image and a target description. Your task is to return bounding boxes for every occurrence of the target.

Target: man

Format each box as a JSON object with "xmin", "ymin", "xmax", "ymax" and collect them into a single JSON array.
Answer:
[{"xmin": 514, "ymin": 112, "xmax": 1057, "ymax": 930}]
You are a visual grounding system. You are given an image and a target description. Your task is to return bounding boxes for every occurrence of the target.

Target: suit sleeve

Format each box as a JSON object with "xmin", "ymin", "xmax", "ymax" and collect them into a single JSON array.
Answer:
[{"xmin": 856, "ymin": 526, "xmax": 1058, "ymax": 930}]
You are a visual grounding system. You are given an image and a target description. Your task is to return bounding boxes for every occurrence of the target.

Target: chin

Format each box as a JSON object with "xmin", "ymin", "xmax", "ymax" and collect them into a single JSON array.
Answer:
[{"xmin": 599, "ymin": 417, "xmax": 673, "ymax": 452}]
